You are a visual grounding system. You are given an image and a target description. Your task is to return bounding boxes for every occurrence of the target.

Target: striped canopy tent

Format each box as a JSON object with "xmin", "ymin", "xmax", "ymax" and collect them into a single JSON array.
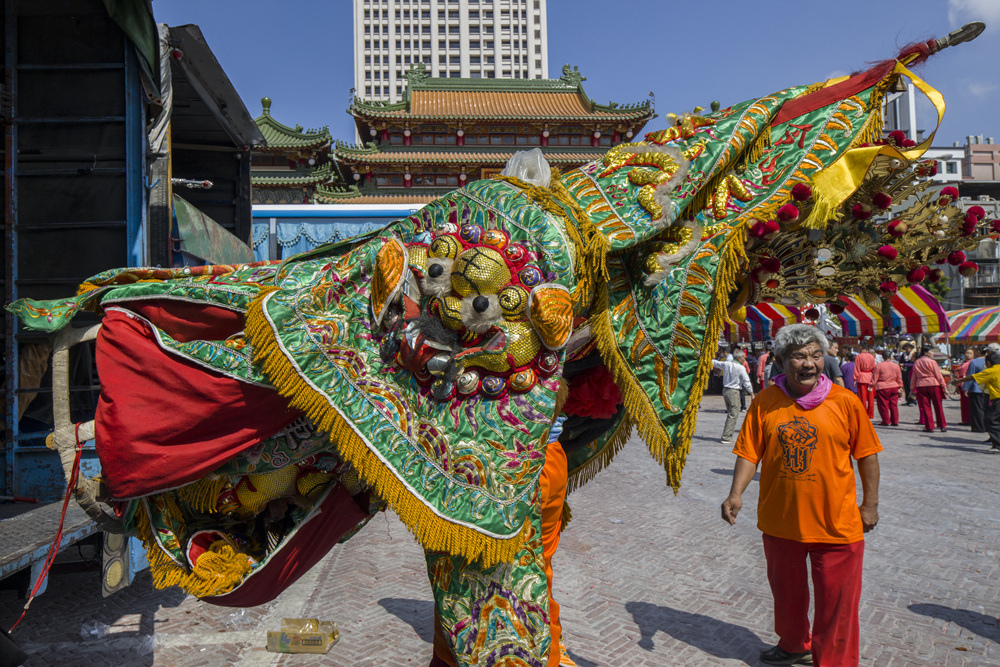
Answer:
[
  {"xmin": 834, "ymin": 287, "xmax": 950, "ymax": 337},
  {"xmin": 725, "ymin": 303, "xmax": 801, "ymax": 342},
  {"xmin": 946, "ymin": 305, "xmax": 1000, "ymax": 343}
]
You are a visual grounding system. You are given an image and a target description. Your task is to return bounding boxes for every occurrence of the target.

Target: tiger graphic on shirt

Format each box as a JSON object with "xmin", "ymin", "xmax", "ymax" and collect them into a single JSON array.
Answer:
[{"xmin": 777, "ymin": 416, "xmax": 818, "ymax": 475}]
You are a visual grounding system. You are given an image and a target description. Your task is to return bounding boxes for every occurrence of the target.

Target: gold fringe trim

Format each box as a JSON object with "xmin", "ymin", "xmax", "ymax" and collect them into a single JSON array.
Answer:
[
  {"xmin": 133, "ymin": 502, "xmax": 251, "ymax": 598},
  {"xmin": 747, "ymin": 126, "xmax": 772, "ymax": 164},
  {"xmin": 175, "ymin": 476, "xmax": 227, "ymax": 514},
  {"xmin": 565, "ymin": 414, "xmax": 634, "ymax": 495},
  {"xmin": 245, "ymin": 286, "xmax": 529, "ymax": 567},
  {"xmin": 559, "ymin": 500, "xmax": 572, "ymax": 533}
]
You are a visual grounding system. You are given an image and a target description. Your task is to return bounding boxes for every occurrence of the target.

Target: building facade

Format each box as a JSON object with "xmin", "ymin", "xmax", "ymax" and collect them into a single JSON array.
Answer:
[
  {"xmin": 326, "ymin": 64, "xmax": 654, "ymax": 205},
  {"xmin": 353, "ymin": 0, "xmax": 548, "ymax": 103}
]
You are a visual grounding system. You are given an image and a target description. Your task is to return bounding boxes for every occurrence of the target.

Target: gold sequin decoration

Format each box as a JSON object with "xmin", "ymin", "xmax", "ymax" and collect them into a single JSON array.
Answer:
[
  {"xmin": 450, "ymin": 247, "xmax": 512, "ymax": 297},
  {"xmin": 371, "ymin": 238, "xmax": 406, "ymax": 324},
  {"xmin": 430, "ymin": 235, "xmax": 462, "ymax": 259},
  {"xmin": 598, "ymin": 144, "xmax": 683, "ymax": 221},
  {"xmin": 509, "ymin": 368, "xmax": 536, "ymax": 393},
  {"xmin": 498, "ymin": 285, "xmax": 529, "ymax": 319},
  {"xmin": 408, "ymin": 244, "xmax": 428, "ymax": 274},
  {"xmin": 529, "ymin": 286, "xmax": 574, "ymax": 350},
  {"xmin": 432, "ymin": 296, "xmax": 464, "ymax": 331},
  {"xmin": 645, "ymin": 114, "xmax": 717, "ymax": 144}
]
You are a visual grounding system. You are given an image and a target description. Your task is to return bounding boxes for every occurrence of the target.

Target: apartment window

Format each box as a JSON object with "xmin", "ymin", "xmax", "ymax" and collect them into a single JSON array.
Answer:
[
  {"xmin": 502, "ymin": 70, "xmax": 511, "ymax": 76},
  {"xmin": 487, "ymin": 70, "xmax": 495, "ymax": 78},
  {"xmin": 364, "ymin": 9, "xmax": 370, "ymax": 18},
  {"xmin": 439, "ymin": 40, "xmax": 446, "ymax": 48},
  {"xmin": 374, "ymin": 55, "xmax": 381, "ymax": 64},
  {"xmin": 396, "ymin": 40, "xmax": 401, "ymax": 48},
  {"xmin": 535, "ymin": 59, "xmax": 541, "ymax": 69},
  {"xmin": 421, "ymin": 10, "xmax": 430, "ymax": 18},
  {"xmin": 485, "ymin": 26, "xmax": 494, "ymax": 34},
  {"xmin": 514, "ymin": 71, "xmax": 521, "ymax": 79},
  {"xmin": 514, "ymin": 55, "xmax": 520, "ymax": 64},
  {"xmin": 469, "ymin": 26, "xmax": 480, "ymax": 34},
  {"xmin": 470, "ymin": 72, "xmax": 482, "ymax": 78},
  {"xmin": 374, "ymin": 70, "xmax": 381, "ymax": 79},
  {"xmin": 396, "ymin": 55, "xmax": 402, "ymax": 64},
  {"xmin": 439, "ymin": 54, "xmax": 447, "ymax": 63},
  {"xmin": 449, "ymin": 40, "xmax": 460, "ymax": 49},
  {"xmin": 365, "ymin": 72, "xmax": 372, "ymax": 80},
  {"xmin": 422, "ymin": 40, "xmax": 431, "ymax": 48},
  {"xmin": 450, "ymin": 71, "xmax": 461, "ymax": 78},
  {"xmin": 437, "ymin": 9, "xmax": 445, "ymax": 18},
  {"xmin": 485, "ymin": 41, "xmax": 494, "ymax": 48},
  {"xmin": 485, "ymin": 10, "xmax": 493, "ymax": 18},
  {"xmin": 535, "ymin": 30, "xmax": 540, "ymax": 38},
  {"xmin": 470, "ymin": 55, "xmax": 481, "ymax": 64},
  {"xmin": 405, "ymin": 55, "xmax": 411, "ymax": 64},
  {"xmin": 470, "ymin": 40, "xmax": 480, "ymax": 49},
  {"xmin": 404, "ymin": 10, "xmax": 410, "ymax": 18},
  {"xmin": 469, "ymin": 10, "xmax": 479, "ymax": 19},
  {"xmin": 365, "ymin": 40, "xmax": 371, "ymax": 48},
  {"xmin": 382, "ymin": 40, "xmax": 388, "ymax": 48},
  {"xmin": 448, "ymin": 10, "xmax": 459, "ymax": 18},
  {"xmin": 450, "ymin": 55, "xmax": 460, "ymax": 63},
  {"xmin": 502, "ymin": 40, "xmax": 510, "ymax": 48},
  {"xmin": 365, "ymin": 86, "xmax": 372, "ymax": 94},
  {"xmin": 365, "ymin": 55, "xmax": 372, "ymax": 64},
  {"xmin": 486, "ymin": 55, "xmax": 494, "ymax": 64},
  {"xmin": 403, "ymin": 25, "xmax": 410, "ymax": 34},
  {"xmin": 947, "ymin": 162, "xmax": 959, "ymax": 174},
  {"xmin": 535, "ymin": 45, "xmax": 541, "ymax": 53},
  {"xmin": 438, "ymin": 25, "xmax": 446, "ymax": 34},
  {"xmin": 365, "ymin": 26, "xmax": 371, "ymax": 34},
  {"xmin": 397, "ymin": 86, "xmax": 403, "ymax": 95},
  {"xmin": 449, "ymin": 26, "xmax": 460, "ymax": 34},
  {"xmin": 422, "ymin": 25, "xmax": 430, "ymax": 33}
]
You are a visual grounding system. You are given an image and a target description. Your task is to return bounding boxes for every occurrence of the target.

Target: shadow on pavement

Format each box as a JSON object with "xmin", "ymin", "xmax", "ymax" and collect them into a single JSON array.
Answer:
[
  {"xmin": 625, "ymin": 600, "xmax": 767, "ymax": 662},
  {"xmin": 711, "ymin": 468, "xmax": 760, "ymax": 482},
  {"xmin": 908, "ymin": 603, "xmax": 1000, "ymax": 643},
  {"xmin": 912, "ymin": 440, "xmax": 996, "ymax": 454},
  {"xmin": 377, "ymin": 597, "xmax": 434, "ymax": 643}
]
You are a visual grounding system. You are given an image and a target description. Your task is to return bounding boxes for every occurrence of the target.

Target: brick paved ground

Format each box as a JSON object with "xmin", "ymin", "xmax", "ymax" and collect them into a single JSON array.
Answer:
[{"xmin": 2, "ymin": 394, "xmax": 998, "ymax": 666}]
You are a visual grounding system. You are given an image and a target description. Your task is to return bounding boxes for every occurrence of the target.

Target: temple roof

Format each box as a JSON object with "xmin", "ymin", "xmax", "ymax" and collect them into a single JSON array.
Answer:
[
  {"xmin": 313, "ymin": 186, "xmax": 440, "ymax": 205},
  {"xmin": 350, "ymin": 64, "xmax": 654, "ymax": 122},
  {"xmin": 254, "ymin": 97, "xmax": 332, "ymax": 150},
  {"xmin": 251, "ymin": 162, "xmax": 333, "ymax": 188},
  {"xmin": 333, "ymin": 145, "xmax": 605, "ymax": 166}
]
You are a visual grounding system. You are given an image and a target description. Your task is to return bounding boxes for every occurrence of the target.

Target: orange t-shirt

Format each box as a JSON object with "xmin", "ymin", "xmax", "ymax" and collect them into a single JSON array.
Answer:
[{"xmin": 733, "ymin": 384, "xmax": 882, "ymax": 544}]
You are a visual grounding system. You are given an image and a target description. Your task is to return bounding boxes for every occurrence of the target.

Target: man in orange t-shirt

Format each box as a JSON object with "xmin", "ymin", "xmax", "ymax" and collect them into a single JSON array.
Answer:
[{"xmin": 721, "ymin": 324, "xmax": 881, "ymax": 667}]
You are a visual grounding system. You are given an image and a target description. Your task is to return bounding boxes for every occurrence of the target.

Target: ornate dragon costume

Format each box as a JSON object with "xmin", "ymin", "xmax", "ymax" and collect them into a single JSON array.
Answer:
[{"xmin": 8, "ymin": 26, "xmax": 988, "ymax": 666}]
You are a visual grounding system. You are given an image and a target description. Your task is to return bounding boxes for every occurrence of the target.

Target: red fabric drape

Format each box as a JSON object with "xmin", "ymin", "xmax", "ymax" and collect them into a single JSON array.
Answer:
[{"xmin": 95, "ymin": 308, "xmax": 301, "ymax": 499}]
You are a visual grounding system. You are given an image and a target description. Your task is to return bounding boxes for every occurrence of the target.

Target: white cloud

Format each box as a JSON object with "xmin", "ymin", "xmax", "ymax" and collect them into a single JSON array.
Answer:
[
  {"xmin": 968, "ymin": 81, "xmax": 998, "ymax": 97},
  {"xmin": 948, "ymin": 0, "xmax": 1000, "ymax": 28}
]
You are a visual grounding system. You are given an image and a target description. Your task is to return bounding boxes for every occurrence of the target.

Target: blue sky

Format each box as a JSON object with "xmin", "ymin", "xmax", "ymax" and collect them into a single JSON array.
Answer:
[{"xmin": 152, "ymin": 0, "xmax": 1000, "ymax": 147}]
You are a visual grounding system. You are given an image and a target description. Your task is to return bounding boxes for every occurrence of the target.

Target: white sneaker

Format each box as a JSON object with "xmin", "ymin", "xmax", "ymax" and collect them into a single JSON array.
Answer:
[{"xmin": 720, "ymin": 438, "xmax": 736, "ymax": 445}]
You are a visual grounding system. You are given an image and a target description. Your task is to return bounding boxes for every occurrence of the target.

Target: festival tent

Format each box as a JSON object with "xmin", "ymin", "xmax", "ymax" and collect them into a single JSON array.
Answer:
[
  {"xmin": 946, "ymin": 305, "xmax": 1000, "ymax": 343},
  {"xmin": 834, "ymin": 286, "xmax": 950, "ymax": 337},
  {"xmin": 724, "ymin": 303, "xmax": 800, "ymax": 342}
]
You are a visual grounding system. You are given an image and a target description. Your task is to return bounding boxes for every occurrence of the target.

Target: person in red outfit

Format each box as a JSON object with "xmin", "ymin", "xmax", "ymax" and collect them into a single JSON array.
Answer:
[
  {"xmin": 872, "ymin": 352, "xmax": 903, "ymax": 426},
  {"xmin": 721, "ymin": 324, "xmax": 881, "ymax": 667},
  {"xmin": 910, "ymin": 345, "xmax": 948, "ymax": 433},
  {"xmin": 853, "ymin": 344, "xmax": 876, "ymax": 419}
]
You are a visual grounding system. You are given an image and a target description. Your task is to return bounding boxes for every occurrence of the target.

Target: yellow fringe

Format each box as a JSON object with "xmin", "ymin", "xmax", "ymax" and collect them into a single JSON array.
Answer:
[
  {"xmin": 245, "ymin": 286, "xmax": 529, "ymax": 567},
  {"xmin": 747, "ymin": 126, "xmax": 772, "ymax": 164},
  {"xmin": 559, "ymin": 500, "xmax": 572, "ymax": 533},
  {"xmin": 133, "ymin": 502, "xmax": 251, "ymax": 598},
  {"xmin": 566, "ymin": 414, "xmax": 634, "ymax": 494},
  {"xmin": 174, "ymin": 476, "xmax": 227, "ymax": 514},
  {"xmin": 800, "ymin": 184, "xmax": 847, "ymax": 230}
]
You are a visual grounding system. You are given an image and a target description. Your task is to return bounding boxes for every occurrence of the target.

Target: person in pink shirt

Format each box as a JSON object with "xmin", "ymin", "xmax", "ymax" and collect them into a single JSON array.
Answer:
[
  {"xmin": 955, "ymin": 348, "xmax": 974, "ymax": 425},
  {"xmin": 757, "ymin": 346, "xmax": 771, "ymax": 390},
  {"xmin": 910, "ymin": 345, "xmax": 948, "ymax": 432},
  {"xmin": 872, "ymin": 352, "xmax": 903, "ymax": 426},
  {"xmin": 854, "ymin": 344, "xmax": 877, "ymax": 419}
]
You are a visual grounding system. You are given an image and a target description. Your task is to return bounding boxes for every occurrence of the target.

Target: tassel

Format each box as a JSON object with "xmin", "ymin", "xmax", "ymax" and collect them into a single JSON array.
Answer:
[{"xmin": 747, "ymin": 126, "xmax": 772, "ymax": 164}]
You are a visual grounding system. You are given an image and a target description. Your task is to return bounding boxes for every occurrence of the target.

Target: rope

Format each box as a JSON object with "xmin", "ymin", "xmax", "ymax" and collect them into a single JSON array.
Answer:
[{"xmin": 8, "ymin": 423, "xmax": 85, "ymax": 632}]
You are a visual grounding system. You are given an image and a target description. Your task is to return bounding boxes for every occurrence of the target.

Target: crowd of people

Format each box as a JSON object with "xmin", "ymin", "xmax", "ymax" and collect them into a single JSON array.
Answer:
[{"xmin": 715, "ymin": 337, "xmax": 1000, "ymax": 447}]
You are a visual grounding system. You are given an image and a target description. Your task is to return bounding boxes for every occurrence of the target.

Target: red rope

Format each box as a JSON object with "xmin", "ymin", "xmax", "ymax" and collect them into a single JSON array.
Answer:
[{"xmin": 8, "ymin": 423, "xmax": 85, "ymax": 632}]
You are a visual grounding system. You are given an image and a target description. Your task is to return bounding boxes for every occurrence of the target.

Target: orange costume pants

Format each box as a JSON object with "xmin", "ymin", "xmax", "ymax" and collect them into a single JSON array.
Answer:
[{"xmin": 431, "ymin": 440, "xmax": 568, "ymax": 667}]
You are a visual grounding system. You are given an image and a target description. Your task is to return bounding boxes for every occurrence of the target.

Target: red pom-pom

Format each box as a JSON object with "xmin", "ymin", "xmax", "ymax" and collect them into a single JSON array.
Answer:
[
  {"xmin": 887, "ymin": 130, "xmax": 907, "ymax": 146},
  {"xmin": 750, "ymin": 267, "xmax": 764, "ymax": 282},
  {"xmin": 968, "ymin": 205, "xmax": 986, "ymax": 220},
  {"xmin": 762, "ymin": 220, "xmax": 781, "ymax": 240},
  {"xmin": 959, "ymin": 261, "xmax": 979, "ymax": 277},
  {"xmin": 921, "ymin": 265, "xmax": 930, "ymax": 273},
  {"xmin": 805, "ymin": 307, "xmax": 820, "ymax": 321},
  {"xmin": 992, "ymin": 220, "xmax": 1000, "ymax": 234},
  {"xmin": 879, "ymin": 280, "xmax": 898, "ymax": 294},
  {"xmin": 941, "ymin": 186, "xmax": 960, "ymax": 198},
  {"xmin": 887, "ymin": 219, "xmax": 907, "ymax": 237},
  {"xmin": 948, "ymin": 250, "xmax": 967, "ymax": 266},
  {"xmin": 872, "ymin": 192, "xmax": 892, "ymax": 209},
  {"xmin": 562, "ymin": 364, "xmax": 622, "ymax": 419},
  {"xmin": 901, "ymin": 139, "xmax": 917, "ymax": 148},
  {"xmin": 906, "ymin": 268, "xmax": 926, "ymax": 283},
  {"xmin": 749, "ymin": 220, "xmax": 766, "ymax": 238},
  {"xmin": 934, "ymin": 257, "xmax": 948, "ymax": 265},
  {"xmin": 877, "ymin": 245, "xmax": 898, "ymax": 260},
  {"xmin": 927, "ymin": 268, "xmax": 944, "ymax": 283},
  {"xmin": 761, "ymin": 256, "xmax": 781, "ymax": 273},
  {"xmin": 828, "ymin": 303, "xmax": 846, "ymax": 315},
  {"xmin": 852, "ymin": 203, "xmax": 873, "ymax": 220},
  {"xmin": 791, "ymin": 183, "xmax": 812, "ymax": 201},
  {"xmin": 965, "ymin": 212, "xmax": 980, "ymax": 225},
  {"xmin": 777, "ymin": 204, "xmax": 800, "ymax": 222}
]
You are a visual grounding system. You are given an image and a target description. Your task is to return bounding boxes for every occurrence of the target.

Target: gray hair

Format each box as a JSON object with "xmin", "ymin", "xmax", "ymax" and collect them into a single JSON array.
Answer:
[
  {"xmin": 733, "ymin": 350, "xmax": 746, "ymax": 363},
  {"xmin": 773, "ymin": 324, "xmax": 829, "ymax": 362}
]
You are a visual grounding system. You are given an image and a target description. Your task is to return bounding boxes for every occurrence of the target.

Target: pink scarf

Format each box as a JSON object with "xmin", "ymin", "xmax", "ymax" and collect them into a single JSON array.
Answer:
[{"xmin": 772, "ymin": 373, "xmax": 833, "ymax": 410}]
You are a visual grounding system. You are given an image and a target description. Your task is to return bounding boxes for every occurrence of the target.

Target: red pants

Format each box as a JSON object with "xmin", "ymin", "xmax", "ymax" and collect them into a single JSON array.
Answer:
[
  {"xmin": 916, "ymin": 385, "xmax": 947, "ymax": 431},
  {"xmin": 856, "ymin": 383, "xmax": 874, "ymax": 418},
  {"xmin": 874, "ymin": 388, "xmax": 899, "ymax": 426},
  {"xmin": 763, "ymin": 534, "xmax": 865, "ymax": 667}
]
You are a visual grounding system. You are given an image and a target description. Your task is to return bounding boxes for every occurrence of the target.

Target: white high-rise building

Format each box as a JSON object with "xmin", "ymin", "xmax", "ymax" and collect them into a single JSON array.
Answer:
[{"xmin": 353, "ymin": 0, "xmax": 548, "ymax": 103}]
